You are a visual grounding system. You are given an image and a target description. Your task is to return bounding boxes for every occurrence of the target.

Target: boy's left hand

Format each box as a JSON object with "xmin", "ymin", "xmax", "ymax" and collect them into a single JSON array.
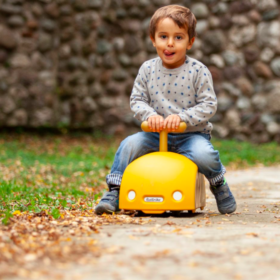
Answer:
[{"xmin": 164, "ymin": 115, "xmax": 181, "ymax": 132}]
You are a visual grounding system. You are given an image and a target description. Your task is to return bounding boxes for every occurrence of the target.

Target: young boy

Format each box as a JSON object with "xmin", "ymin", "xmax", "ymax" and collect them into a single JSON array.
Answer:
[{"xmin": 95, "ymin": 5, "xmax": 236, "ymax": 215}]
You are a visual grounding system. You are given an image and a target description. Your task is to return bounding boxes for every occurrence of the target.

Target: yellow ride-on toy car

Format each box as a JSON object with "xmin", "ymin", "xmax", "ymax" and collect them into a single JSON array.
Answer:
[{"xmin": 119, "ymin": 121, "xmax": 206, "ymax": 214}]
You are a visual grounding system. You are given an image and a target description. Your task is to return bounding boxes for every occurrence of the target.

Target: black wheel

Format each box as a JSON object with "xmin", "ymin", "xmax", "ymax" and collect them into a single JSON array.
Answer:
[
  {"xmin": 136, "ymin": 210, "xmax": 146, "ymax": 216},
  {"xmin": 170, "ymin": 211, "xmax": 182, "ymax": 217}
]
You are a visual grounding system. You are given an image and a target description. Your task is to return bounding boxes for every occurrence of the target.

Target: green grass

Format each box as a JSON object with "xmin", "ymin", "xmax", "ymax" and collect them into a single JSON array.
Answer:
[
  {"xmin": 0, "ymin": 141, "xmax": 115, "ymax": 175},
  {"xmin": 212, "ymin": 139, "xmax": 280, "ymax": 167},
  {"xmin": 0, "ymin": 135, "xmax": 117, "ymax": 224},
  {"xmin": 0, "ymin": 134, "xmax": 279, "ymax": 224}
]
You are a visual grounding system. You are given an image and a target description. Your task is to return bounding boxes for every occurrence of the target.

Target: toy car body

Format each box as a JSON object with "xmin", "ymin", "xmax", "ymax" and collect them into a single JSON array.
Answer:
[{"xmin": 119, "ymin": 122, "xmax": 206, "ymax": 214}]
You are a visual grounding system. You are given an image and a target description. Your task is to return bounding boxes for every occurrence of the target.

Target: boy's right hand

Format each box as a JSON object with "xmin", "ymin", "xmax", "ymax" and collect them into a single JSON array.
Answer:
[{"xmin": 148, "ymin": 115, "xmax": 164, "ymax": 132}]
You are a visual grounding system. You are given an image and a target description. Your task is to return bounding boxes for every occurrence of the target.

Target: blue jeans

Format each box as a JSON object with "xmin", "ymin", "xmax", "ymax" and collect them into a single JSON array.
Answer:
[{"xmin": 106, "ymin": 132, "xmax": 226, "ymax": 187}]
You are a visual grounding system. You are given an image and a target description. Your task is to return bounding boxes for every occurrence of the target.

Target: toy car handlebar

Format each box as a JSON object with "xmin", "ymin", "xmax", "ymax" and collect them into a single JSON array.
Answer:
[
  {"xmin": 141, "ymin": 121, "xmax": 187, "ymax": 133},
  {"xmin": 141, "ymin": 121, "xmax": 187, "ymax": 152}
]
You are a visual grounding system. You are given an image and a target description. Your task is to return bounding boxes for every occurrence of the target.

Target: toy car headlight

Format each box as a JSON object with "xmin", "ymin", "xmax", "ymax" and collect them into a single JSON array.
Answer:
[
  {"xmin": 173, "ymin": 191, "xmax": 182, "ymax": 201},
  {"xmin": 128, "ymin": 190, "xmax": 136, "ymax": 200}
]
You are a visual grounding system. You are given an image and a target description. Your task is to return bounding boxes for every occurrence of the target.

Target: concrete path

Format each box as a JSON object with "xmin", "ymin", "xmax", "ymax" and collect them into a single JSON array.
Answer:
[
  {"xmin": 77, "ymin": 166, "xmax": 280, "ymax": 280},
  {"xmin": 7, "ymin": 166, "xmax": 278, "ymax": 280}
]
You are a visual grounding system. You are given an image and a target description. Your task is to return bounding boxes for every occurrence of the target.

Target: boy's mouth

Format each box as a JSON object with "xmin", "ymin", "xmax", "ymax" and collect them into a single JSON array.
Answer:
[{"xmin": 164, "ymin": 50, "xmax": 175, "ymax": 57}]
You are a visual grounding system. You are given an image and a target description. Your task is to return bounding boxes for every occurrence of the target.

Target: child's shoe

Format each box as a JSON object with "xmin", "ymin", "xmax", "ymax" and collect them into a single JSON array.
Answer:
[
  {"xmin": 95, "ymin": 190, "xmax": 119, "ymax": 215},
  {"xmin": 210, "ymin": 179, "xmax": 236, "ymax": 214}
]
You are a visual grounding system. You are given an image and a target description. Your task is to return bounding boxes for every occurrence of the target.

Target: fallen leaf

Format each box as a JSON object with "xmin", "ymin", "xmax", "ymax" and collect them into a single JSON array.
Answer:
[
  {"xmin": 246, "ymin": 232, "xmax": 259, "ymax": 237},
  {"xmin": 128, "ymin": 235, "xmax": 139, "ymax": 240}
]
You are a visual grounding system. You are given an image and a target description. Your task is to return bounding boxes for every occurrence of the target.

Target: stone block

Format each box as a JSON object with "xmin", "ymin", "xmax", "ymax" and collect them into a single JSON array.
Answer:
[
  {"xmin": 0, "ymin": 25, "xmax": 17, "ymax": 49},
  {"xmin": 270, "ymin": 57, "xmax": 280, "ymax": 76}
]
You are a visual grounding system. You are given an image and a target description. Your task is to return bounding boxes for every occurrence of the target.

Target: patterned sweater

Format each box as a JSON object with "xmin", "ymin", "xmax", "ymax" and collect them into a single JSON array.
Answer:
[{"xmin": 130, "ymin": 55, "xmax": 217, "ymax": 134}]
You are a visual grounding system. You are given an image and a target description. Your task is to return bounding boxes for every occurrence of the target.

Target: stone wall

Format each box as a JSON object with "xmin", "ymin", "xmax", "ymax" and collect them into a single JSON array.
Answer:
[{"xmin": 0, "ymin": 0, "xmax": 280, "ymax": 142}]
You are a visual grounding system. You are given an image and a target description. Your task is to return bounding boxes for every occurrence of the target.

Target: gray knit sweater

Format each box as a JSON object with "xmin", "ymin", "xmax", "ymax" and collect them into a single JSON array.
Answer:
[{"xmin": 130, "ymin": 55, "xmax": 217, "ymax": 134}]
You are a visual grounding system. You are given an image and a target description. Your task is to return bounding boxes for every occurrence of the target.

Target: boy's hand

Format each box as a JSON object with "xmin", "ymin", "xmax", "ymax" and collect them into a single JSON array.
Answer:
[
  {"xmin": 148, "ymin": 115, "xmax": 164, "ymax": 132},
  {"xmin": 164, "ymin": 114, "xmax": 181, "ymax": 132}
]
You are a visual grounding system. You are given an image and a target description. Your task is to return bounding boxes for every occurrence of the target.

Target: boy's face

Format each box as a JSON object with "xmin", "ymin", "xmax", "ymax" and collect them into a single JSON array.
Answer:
[{"xmin": 150, "ymin": 17, "xmax": 195, "ymax": 69}]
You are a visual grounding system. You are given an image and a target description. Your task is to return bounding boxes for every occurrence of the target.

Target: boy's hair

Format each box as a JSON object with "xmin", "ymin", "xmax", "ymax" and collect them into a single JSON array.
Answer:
[{"xmin": 149, "ymin": 5, "xmax": 197, "ymax": 40}]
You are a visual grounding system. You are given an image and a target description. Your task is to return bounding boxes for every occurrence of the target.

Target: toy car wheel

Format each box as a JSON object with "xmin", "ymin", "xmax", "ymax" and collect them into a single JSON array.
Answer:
[
  {"xmin": 188, "ymin": 210, "xmax": 196, "ymax": 214},
  {"xmin": 136, "ymin": 210, "xmax": 148, "ymax": 216},
  {"xmin": 170, "ymin": 211, "xmax": 182, "ymax": 217}
]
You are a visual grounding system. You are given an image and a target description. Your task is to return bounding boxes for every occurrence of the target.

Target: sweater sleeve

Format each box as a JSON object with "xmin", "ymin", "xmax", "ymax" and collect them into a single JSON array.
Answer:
[
  {"xmin": 178, "ymin": 66, "xmax": 217, "ymax": 127},
  {"xmin": 130, "ymin": 64, "xmax": 158, "ymax": 122}
]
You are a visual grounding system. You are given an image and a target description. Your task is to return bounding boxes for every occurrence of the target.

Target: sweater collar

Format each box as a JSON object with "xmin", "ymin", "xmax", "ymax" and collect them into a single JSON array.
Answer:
[{"xmin": 159, "ymin": 55, "xmax": 190, "ymax": 74}]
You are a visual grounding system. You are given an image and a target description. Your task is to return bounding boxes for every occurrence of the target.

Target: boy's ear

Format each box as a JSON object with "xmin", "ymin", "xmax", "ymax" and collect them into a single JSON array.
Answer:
[
  {"xmin": 187, "ymin": 37, "xmax": 195, "ymax": 50},
  {"xmin": 150, "ymin": 35, "xmax": 156, "ymax": 47}
]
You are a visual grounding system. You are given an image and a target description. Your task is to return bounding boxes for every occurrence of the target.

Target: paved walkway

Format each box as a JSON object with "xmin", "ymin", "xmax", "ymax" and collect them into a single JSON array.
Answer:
[
  {"xmin": 80, "ymin": 166, "xmax": 280, "ymax": 280},
  {"xmin": 9, "ymin": 166, "xmax": 279, "ymax": 280}
]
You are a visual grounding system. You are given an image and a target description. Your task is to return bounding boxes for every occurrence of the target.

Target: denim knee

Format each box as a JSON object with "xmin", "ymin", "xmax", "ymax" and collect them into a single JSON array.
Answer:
[
  {"xmin": 119, "ymin": 133, "xmax": 146, "ymax": 158},
  {"xmin": 193, "ymin": 146, "xmax": 221, "ymax": 170},
  {"xmin": 117, "ymin": 132, "xmax": 158, "ymax": 163},
  {"xmin": 185, "ymin": 141, "xmax": 223, "ymax": 178}
]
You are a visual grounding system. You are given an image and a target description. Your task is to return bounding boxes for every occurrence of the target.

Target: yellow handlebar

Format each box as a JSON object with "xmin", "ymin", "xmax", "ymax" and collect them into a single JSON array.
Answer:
[
  {"xmin": 141, "ymin": 121, "xmax": 187, "ymax": 133},
  {"xmin": 141, "ymin": 121, "xmax": 187, "ymax": 152}
]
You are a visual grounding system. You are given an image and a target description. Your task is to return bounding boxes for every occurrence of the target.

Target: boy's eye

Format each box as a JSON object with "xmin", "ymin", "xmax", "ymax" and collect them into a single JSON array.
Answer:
[
  {"xmin": 176, "ymin": 36, "xmax": 182, "ymax": 40},
  {"xmin": 160, "ymin": 35, "xmax": 167, "ymax": 39}
]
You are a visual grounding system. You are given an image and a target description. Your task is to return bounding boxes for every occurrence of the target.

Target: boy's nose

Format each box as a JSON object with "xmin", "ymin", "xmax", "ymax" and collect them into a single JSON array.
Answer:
[{"xmin": 167, "ymin": 38, "xmax": 174, "ymax": 47}]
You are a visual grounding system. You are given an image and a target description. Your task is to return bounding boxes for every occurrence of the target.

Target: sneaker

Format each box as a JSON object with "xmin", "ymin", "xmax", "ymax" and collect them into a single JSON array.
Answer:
[
  {"xmin": 210, "ymin": 180, "xmax": 236, "ymax": 214},
  {"xmin": 95, "ymin": 190, "xmax": 119, "ymax": 215}
]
